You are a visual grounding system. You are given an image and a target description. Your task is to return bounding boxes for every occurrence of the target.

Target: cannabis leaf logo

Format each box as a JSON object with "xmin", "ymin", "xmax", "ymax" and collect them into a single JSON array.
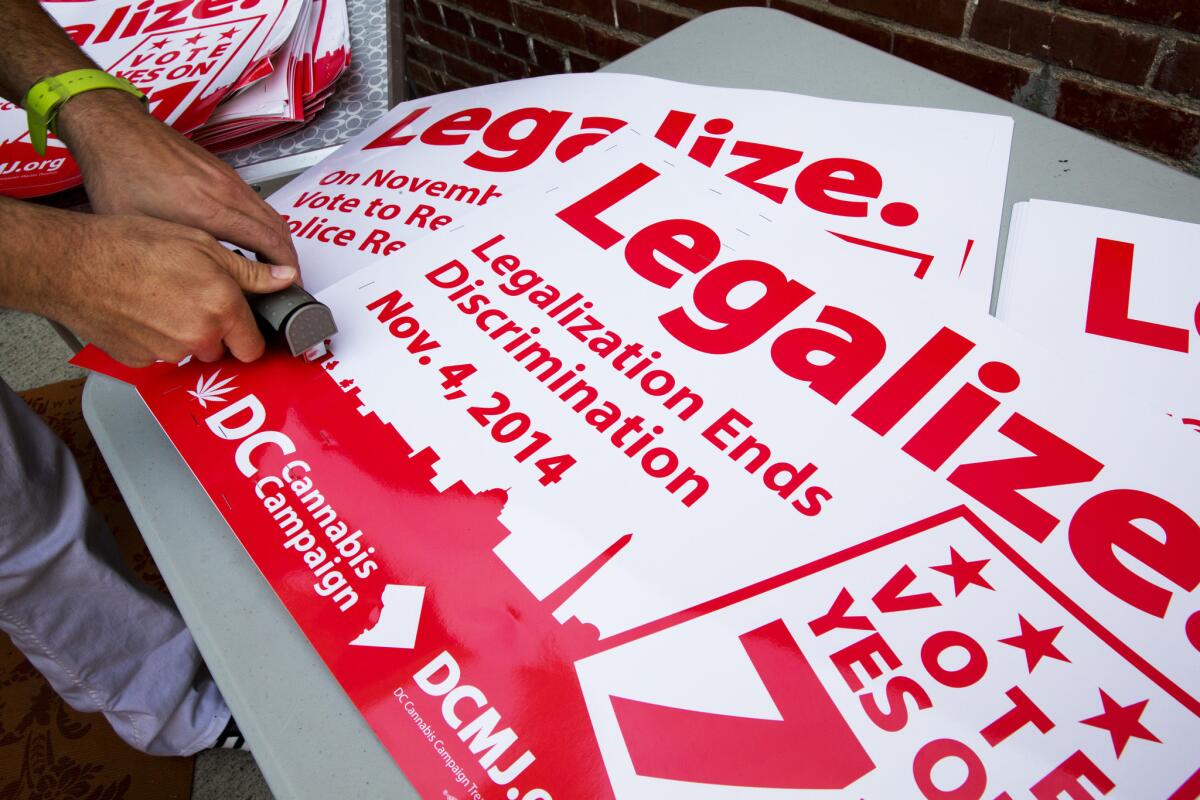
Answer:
[{"xmin": 188, "ymin": 370, "xmax": 237, "ymax": 408}]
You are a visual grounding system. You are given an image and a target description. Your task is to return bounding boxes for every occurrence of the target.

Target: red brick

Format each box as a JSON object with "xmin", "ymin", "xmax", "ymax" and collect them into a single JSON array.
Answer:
[
  {"xmin": 615, "ymin": 0, "xmax": 693, "ymax": 38},
  {"xmin": 583, "ymin": 24, "xmax": 645, "ymax": 60},
  {"xmin": 407, "ymin": 40, "xmax": 448, "ymax": 71},
  {"xmin": 468, "ymin": 39, "xmax": 531, "ymax": 77},
  {"xmin": 471, "ymin": 16, "xmax": 532, "ymax": 57},
  {"xmin": 1055, "ymin": 77, "xmax": 1200, "ymax": 160},
  {"xmin": 443, "ymin": 50, "xmax": 498, "ymax": 85},
  {"xmin": 970, "ymin": 0, "xmax": 1159, "ymax": 85},
  {"xmin": 451, "ymin": 0, "xmax": 514, "ymax": 24},
  {"xmin": 539, "ymin": 0, "xmax": 614, "ymax": 25},
  {"xmin": 892, "ymin": 32, "xmax": 1037, "ymax": 99},
  {"xmin": 466, "ymin": 14, "xmax": 502, "ymax": 46},
  {"xmin": 415, "ymin": 0, "xmax": 443, "ymax": 22},
  {"xmin": 530, "ymin": 37, "xmax": 567, "ymax": 73},
  {"xmin": 1059, "ymin": 0, "xmax": 1200, "ymax": 35},
  {"xmin": 498, "ymin": 25, "xmax": 533, "ymax": 57},
  {"xmin": 830, "ymin": 0, "xmax": 969, "ymax": 37},
  {"xmin": 512, "ymin": 2, "xmax": 588, "ymax": 48},
  {"xmin": 772, "ymin": 0, "xmax": 892, "ymax": 50},
  {"xmin": 413, "ymin": 18, "xmax": 474, "ymax": 57},
  {"xmin": 1154, "ymin": 39, "xmax": 1200, "ymax": 100},
  {"xmin": 671, "ymin": 0, "xmax": 765, "ymax": 15},
  {"xmin": 408, "ymin": 77, "xmax": 438, "ymax": 96},
  {"xmin": 406, "ymin": 61, "xmax": 444, "ymax": 92},
  {"xmin": 440, "ymin": 4, "xmax": 473, "ymax": 34},
  {"xmin": 408, "ymin": 57, "xmax": 452, "ymax": 93},
  {"xmin": 569, "ymin": 51, "xmax": 602, "ymax": 71}
]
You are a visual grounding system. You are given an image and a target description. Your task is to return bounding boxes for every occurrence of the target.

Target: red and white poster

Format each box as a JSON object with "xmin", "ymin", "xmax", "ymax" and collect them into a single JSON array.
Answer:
[
  {"xmin": 77, "ymin": 133, "xmax": 1199, "ymax": 798},
  {"xmin": 996, "ymin": 200, "xmax": 1199, "ymax": 435},
  {"xmin": 191, "ymin": 0, "xmax": 350, "ymax": 151},
  {"xmin": 0, "ymin": 0, "xmax": 306, "ymax": 197},
  {"xmin": 265, "ymin": 73, "xmax": 1015, "ymax": 309}
]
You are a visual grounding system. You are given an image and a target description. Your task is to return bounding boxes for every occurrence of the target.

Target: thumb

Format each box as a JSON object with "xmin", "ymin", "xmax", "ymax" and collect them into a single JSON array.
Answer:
[{"xmin": 215, "ymin": 248, "xmax": 298, "ymax": 294}]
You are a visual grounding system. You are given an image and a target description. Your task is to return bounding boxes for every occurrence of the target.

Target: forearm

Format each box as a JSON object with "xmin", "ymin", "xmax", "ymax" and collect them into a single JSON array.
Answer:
[
  {"xmin": 0, "ymin": 0, "xmax": 96, "ymax": 103},
  {"xmin": 0, "ymin": 0, "xmax": 140, "ymax": 161},
  {"xmin": 0, "ymin": 195, "xmax": 87, "ymax": 319}
]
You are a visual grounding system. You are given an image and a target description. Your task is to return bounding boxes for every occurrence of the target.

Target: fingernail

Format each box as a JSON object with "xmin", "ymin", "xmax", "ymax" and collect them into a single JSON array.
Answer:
[{"xmin": 271, "ymin": 265, "xmax": 296, "ymax": 280}]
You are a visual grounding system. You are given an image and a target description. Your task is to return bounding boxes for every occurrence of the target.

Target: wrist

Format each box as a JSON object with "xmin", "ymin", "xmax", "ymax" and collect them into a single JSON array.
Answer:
[
  {"xmin": 0, "ymin": 198, "xmax": 90, "ymax": 319},
  {"xmin": 54, "ymin": 88, "xmax": 148, "ymax": 160}
]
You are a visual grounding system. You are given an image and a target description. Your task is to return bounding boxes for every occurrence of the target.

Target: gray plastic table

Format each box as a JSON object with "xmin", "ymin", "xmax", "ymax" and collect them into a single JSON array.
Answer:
[{"xmin": 82, "ymin": 9, "xmax": 1200, "ymax": 798}]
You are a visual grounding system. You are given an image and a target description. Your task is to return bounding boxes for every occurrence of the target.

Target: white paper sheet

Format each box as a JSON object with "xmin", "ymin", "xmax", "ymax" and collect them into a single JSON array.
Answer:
[
  {"xmin": 313, "ymin": 131, "xmax": 1200, "ymax": 747},
  {"xmin": 997, "ymin": 200, "xmax": 1199, "ymax": 435},
  {"xmin": 267, "ymin": 73, "xmax": 1014, "ymax": 308}
]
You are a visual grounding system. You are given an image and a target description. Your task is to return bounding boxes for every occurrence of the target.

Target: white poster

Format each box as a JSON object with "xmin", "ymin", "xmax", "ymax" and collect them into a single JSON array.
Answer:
[
  {"xmin": 997, "ymin": 200, "xmax": 1199, "ymax": 435},
  {"xmin": 75, "ymin": 128, "xmax": 1197, "ymax": 798},
  {"xmin": 267, "ymin": 73, "xmax": 1014, "ymax": 309},
  {"xmin": 305, "ymin": 131, "xmax": 1199, "ymax": 795},
  {"xmin": 0, "ymin": 0, "xmax": 306, "ymax": 196}
]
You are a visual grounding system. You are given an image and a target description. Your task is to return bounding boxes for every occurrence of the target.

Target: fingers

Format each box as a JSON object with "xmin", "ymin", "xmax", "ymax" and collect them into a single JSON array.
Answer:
[
  {"xmin": 212, "ymin": 246, "xmax": 298, "ymax": 294},
  {"xmin": 192, "ymin": 337, "xmax": 227, "ymax": 363},
  {"xmin": 222, "ymin": 295, "xmax": 267, "ymax": 363},
  {"xmin": 209, "ymin": 202, "xmax": 300, "ymax": 272}
]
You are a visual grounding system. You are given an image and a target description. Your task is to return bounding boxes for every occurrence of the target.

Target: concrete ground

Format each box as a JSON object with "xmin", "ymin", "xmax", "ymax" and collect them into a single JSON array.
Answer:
[{"xmin": 0, "ymin": 307, "xmax": 275, "ymax": 798}]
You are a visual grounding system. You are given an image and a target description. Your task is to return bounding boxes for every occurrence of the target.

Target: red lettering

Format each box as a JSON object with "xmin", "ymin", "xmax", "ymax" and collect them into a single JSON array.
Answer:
[
  {"xmin": 554, "ymin": 115, "xmax": 626, "ymax": 162},
  {"xmin": 980, "ymin": 686, "xmax": 1054, "ymax": 746},
  {"xmin": 873, "ymin": 565, "xmax": 941, "ymax": 613},
  {"xmin": 948, "ymin": 414, "xmax": 1104, "ymax": 543},
  {"xmin": 420, "ymin": 107, "xmax": 492, "ymax": 146},
  {"xmin": 852, "ymin": 327, "xmax": 975, "ymax": 435},
  {"xmin": 903, "ymin": 362, "xmax": 1020, "ymax": 471},
  {"xmin": 464, "ymin": 107, "xmax": 571, "ymax": 172},
  {"xmin": 624, "ymin": 218, "xmax": 720, "ymax": 288},
  {"xmin": 1085, "ymin": 238, "xmax": 1189, "ymax": 353},
  {"xmin": 193, "ymin": 0, "xmax": 234, "ymax": 18},
  {"xmin": 702, "ymin": 407, "xmax": 751, "ymax": 451},
  {"xmin": 771, "ymin": 306, "xmax": 887, "ymax": 404},
  {"xmin": 1030, "ymin": 751, "xmax": 1114, "ymax": 799},
  {"xmin": 145, "ymin": 0, "xmax": 193, "ymax": 31},
  {"xmin": 859, "ymin": 675, "xmax": 932, "ymax": 732},
  {"xmin": 557, "ymin": 163, "xmax": 660, "ymax": 249},
  {"xmin": 921, "ymin": 630, "xmax": 987, "ymax": 689},
  {"xmin": 831, "ymin": 632, "xmax": 901, "ymax": 692},
  {"xmin": 795, "ymin": 158, "xmax": 882, "ymax": 218},
  {"xmin": 654, "ymin": 109, "xmax": 695, "ymax": 147},
  {"xmin": 912, "ymin": 738, "xmax": 987, "ymax": 800},
  {"xmin": 661, "ymin": 259, "xmax": 811, "ymax": 354},
  {"xmin": 725, "ymin": 140, "xmax": 804, "ymax": 204},
  {"xmin": 364, "ymin": 106, "xmax": 433, "ymax": 149},
  {"xmin": 1068, "ymin": 489, "xmax": 1200, "ymax": 617},
  {"xmin": 808, "ymin": 588, "xmax": 874, "ymax": 637}
]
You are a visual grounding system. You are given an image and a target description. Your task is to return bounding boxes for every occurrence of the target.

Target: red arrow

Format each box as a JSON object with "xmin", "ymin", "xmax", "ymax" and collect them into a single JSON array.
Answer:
[{"xmin": 611, "ymin": 619, "xmax": 874, "ymax": 789}]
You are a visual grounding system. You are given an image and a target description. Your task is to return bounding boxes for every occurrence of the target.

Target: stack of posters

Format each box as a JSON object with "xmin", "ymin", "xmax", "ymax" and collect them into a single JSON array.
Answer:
[
  {"xmin": 0, "ymin": 0, "xmax": 349, "ymax": 198},
  {"xmin": 190, "ymin": 0, "xmax": 350, "ymax": 151},
  {"xmin": 75, "ymin": 75, "xmax": 1200, "ymax": 798},
  {"xmin": 997, "ymin": 200, "xmax": 1198, "ymax": 435}
]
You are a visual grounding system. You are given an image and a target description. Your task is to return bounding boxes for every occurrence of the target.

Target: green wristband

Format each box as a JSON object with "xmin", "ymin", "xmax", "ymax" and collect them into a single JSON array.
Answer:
[{"xmin": 21, "ymin": 69, "xmax": 146, "ymax": 156}]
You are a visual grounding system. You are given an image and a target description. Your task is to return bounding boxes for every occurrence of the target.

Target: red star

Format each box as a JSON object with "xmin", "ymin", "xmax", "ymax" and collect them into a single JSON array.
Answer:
[
  {"xmin": 930, "ymin": 547, "xmax": 994, "ymax": 596},
  {"xmin": 219, "ymin": 27, "xmax": 238, "ymax": 39},
  {"xmin": 999, "ymin": 615, "xmax": 1070, "ymax": 672},
  {"xmin": 184, "ymin": 32, "xmax": 204, "ymax": 45},
  {"xmin": 150, "ymin": 38, "xmax": 168, "ymax": 49},
  {"xmin": 1080, "ymin": 690, "xmax": 1160, "ymax": 757}
]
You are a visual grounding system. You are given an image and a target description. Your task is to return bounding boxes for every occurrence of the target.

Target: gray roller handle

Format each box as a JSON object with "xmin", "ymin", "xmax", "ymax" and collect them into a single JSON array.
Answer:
[{"xmin": 248, "ymin": 283, "xmax": 339, "ymax": 357}]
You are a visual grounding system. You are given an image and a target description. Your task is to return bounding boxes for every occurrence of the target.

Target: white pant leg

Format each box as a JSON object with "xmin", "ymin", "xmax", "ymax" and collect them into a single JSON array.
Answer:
[{"xmin": 0, "ymin": 377, "xmax": 229, "ymax": 756}]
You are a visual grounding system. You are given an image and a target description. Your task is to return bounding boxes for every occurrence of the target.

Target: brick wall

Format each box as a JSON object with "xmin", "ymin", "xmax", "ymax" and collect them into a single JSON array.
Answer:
[{"xmin": 401, "ymin": 0, "xmax": 1200, "ymax": 175}]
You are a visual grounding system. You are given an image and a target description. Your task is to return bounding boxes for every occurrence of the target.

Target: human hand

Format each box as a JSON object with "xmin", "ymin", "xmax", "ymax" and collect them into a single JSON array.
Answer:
[
  {"xmin": 45, "ymin": 212, "xmax": 298, "ymax": 367},
  {"xmin": 55, "ymin": 90, "xmax": 300, "ymax": 271}
]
